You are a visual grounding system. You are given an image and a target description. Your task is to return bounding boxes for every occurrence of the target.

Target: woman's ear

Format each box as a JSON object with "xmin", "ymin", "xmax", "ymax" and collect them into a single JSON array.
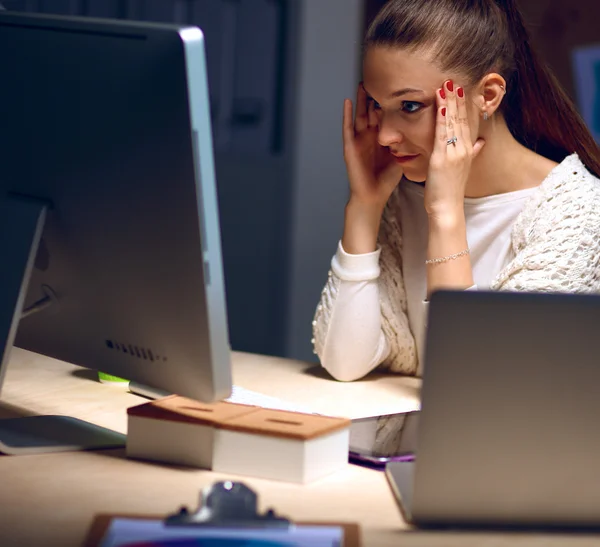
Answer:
[{"xmin": 477, "ymin": 73, "xmax": 507, "ymax": 120}]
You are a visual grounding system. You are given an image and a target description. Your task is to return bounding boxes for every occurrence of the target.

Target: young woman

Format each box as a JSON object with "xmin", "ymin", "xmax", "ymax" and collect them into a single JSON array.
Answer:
[{"xmin": 312, "ymin": 0, "xmax": 600, "ymax": 381}]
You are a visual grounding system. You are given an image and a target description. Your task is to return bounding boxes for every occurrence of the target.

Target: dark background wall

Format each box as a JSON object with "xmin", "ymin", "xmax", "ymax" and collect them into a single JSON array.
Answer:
[
  {"xmin": 1, "ymin": 0, "xmax": 363, "ymax": 364},
  {"xmin": 3, "ymin": 0, "xmax": 599, "ymax": 363}
]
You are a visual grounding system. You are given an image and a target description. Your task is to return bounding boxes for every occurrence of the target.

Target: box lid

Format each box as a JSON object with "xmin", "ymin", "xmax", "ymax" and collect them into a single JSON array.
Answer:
[
  {"xmin": 127, "ymin": 395, "xmax": 256, "ymax": 426},
  {"xmin": 219, "ymin": 408, "xmax": 351, "ymax": 440}
]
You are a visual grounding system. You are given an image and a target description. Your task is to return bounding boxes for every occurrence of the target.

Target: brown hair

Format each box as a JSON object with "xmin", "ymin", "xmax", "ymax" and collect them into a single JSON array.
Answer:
[{"xmin": 365, "ymin": 0, "xmax": 600, "ymax": 178}]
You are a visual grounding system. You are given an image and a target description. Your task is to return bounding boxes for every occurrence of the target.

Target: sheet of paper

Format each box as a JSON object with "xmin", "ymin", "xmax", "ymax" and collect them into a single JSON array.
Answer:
[
  {"xmin": 127, "ymin": 382, "xmax": 316, "ymax": 414},
  {"xmin": 225, "ymin": 385, "xmax": 315, "ymax": 414},
  {"xmin": 100, "ymin": 518, "xmax": 343, "ymax": 547}
]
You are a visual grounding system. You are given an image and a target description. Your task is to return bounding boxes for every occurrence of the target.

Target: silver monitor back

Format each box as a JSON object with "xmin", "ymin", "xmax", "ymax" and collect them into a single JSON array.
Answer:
[
  {"xmin": 411, "ymin": 290, "xmax": 600, "ymax": 527},
  {"xmin": 0, "ymin": 11, "xmax": 231, "ymax": 404}
]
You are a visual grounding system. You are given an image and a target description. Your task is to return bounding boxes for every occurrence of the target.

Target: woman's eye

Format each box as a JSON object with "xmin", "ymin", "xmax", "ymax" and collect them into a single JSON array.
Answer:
[
  {"xmin": 401, "ymin": 101, "xmax": 423, "ymax": 113},
  {"xmin": 370, "ymin": 99, "xmax": 381, "ymax": 110}
]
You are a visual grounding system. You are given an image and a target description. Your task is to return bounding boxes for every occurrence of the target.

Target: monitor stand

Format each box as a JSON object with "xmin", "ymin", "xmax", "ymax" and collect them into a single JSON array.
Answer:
[{"xmin": 0, "ymin": 196, "xmax": 125, "ymax": 455}]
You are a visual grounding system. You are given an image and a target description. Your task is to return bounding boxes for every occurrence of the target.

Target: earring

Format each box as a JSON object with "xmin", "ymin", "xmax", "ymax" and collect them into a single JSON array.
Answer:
[{"xmin": 483, "ymin": 112, "xmax": 489, "ymax": 121}]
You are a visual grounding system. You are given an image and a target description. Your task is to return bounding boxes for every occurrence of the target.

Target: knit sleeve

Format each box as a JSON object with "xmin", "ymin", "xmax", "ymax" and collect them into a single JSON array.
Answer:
[
  {"xmin": 311, "ymin": 189, "xmax": 419, "ymax": 379},
  {"xmin": 492, "ymin": 166, "xmax": 600, "ymax": 293},
  {"xmin": 311, "ymin": 243, "xmax": 390, "ymax": 382},
  {"xmin": 377, "ymin": 191, "xmax": 419, "ymax": 375}
]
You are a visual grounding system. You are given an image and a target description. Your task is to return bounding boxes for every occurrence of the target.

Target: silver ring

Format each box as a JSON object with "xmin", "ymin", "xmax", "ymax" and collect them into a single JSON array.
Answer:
[{"xmin": 446, "ymin": 136, "xmax": 458, "ymax": 146}]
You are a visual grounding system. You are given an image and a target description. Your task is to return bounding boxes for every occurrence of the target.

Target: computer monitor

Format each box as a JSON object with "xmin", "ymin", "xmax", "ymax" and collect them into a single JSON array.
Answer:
[{"xmin": 0, "ymin": 11, "xmax": 232, "ymax": 453}]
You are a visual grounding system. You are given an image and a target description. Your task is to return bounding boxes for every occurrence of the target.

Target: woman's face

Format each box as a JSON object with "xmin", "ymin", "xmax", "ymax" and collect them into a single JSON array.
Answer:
[{"xmin": 362, "ymin": 46, "xmax": 478, "ymax": 182}]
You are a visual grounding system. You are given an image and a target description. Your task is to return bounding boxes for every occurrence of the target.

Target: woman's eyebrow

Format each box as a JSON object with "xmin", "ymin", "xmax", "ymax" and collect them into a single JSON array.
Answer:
[
  {"xmin": 363, "ymin": 86, "xmax": 426, "ymax": 101},
  {"xmin": 389, "ymin": 88, "xmax": 425, "ymax": 98}
]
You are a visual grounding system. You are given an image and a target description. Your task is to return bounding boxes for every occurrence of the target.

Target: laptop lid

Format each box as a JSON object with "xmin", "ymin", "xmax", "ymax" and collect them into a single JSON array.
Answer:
[{"xmin": 410, "ymin": 290, "xmax": 600, "ymax": 527}]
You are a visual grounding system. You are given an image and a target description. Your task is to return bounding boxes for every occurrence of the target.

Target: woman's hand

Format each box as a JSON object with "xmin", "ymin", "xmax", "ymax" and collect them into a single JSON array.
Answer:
[
  {"xmin": 342, "ymin": 83, "xmax": 404, "ymax": 210},
  {"xmin": 424, "ymin": 79, "xmax": 485, "ymax": 222},
  {"xmin": 424, "ymin": 79, "xmax": 479, "ymax": 295}
]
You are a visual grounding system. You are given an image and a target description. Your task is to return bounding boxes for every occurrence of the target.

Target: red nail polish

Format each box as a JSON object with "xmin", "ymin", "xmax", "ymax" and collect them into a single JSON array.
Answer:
[
  {"xmin": 441, "ymin": 107, "xmax": 446, "ymax": 116},
  {"xmin": 446, "ymin": 80, "xmax": 454, "ymax": 92},
  {"xmin": 457, "ymin": 87, "xmax": 464, "ymax": 98},
  {"xmin": 440, "ymin": 88, "xmax": 446, "ymax": 100}
]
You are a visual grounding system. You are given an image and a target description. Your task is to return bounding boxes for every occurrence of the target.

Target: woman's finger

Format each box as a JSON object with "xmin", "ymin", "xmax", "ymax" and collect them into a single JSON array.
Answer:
[
  {"xmin": 433, "ymin": 86, "xmax": 448, "ymax": 150},
  {"xmin": 355, "ymin": 83, "xmax": 369, "ymax": 133},
  {"xmin": 455, "ymin": 85, "xmax": 471, "ymax": 149},
  {"xmin": 472, "ymin": 137, "xmax": 486, "ymax": 158},
  {"xmin": 444, "ymin": 80, "xmax": 460, "ymax": 144},
  {"xmin": 367, "ymin": 98, "xmax": 378, "ymax": 128},
  {"xmin": 342, "ymin": 99, "xmax": 355, "ymax": 147},
  {"xmin": 434, "ymin": 103, "xmax": 449, "ymax": 151}
]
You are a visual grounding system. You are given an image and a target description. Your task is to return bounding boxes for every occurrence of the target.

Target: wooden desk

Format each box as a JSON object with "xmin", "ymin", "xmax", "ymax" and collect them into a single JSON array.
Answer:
[{"xmin": 0, "ymin": 348, "xmax": 598, "ymax": 547}]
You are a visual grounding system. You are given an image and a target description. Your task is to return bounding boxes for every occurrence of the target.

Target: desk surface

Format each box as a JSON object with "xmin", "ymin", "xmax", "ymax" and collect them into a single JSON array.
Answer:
[{"xmin": 0, "ymin": 348, "xmax": 598, "ymax": 547}]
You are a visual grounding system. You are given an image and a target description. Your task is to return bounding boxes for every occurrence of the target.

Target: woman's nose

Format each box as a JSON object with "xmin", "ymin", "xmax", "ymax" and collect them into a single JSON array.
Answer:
[{"xmin": 377, "ymin": 115, "xmax": 403, "ymax": 148}]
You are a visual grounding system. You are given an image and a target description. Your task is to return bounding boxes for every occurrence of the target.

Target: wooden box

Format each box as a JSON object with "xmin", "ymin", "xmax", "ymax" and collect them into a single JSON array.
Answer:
[{"xmin": 126, "ymin": 395, "xmax": 351, "ymax": 483}]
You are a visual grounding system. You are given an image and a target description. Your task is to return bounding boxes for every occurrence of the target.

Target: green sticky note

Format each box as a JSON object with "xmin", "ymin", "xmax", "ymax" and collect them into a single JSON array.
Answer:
[{"xmin": 98, "ymin": 371, "xmax": 128, "ymax": 384}]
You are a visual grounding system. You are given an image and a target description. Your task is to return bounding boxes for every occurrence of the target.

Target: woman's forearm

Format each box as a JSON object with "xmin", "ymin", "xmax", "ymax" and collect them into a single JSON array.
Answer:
[
  {"xmin": 341, "ymin": 198, "xmax": 385, "ymax": 255},
  {"xmin": 426, "ymin": 208, "xmax": 474, "ymax": 297}
]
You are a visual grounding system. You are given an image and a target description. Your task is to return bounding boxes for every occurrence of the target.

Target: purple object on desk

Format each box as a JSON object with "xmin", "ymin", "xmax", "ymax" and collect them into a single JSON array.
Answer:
[{"xmin": 349, "ymin": 451, "xmax": 415, "ymax": 471}]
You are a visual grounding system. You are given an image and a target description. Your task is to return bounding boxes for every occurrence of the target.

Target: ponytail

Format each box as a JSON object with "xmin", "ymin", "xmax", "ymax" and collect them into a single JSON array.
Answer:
[{"xmin": 498, "ymin": 0, "xmax": 600, "ymax": 177}]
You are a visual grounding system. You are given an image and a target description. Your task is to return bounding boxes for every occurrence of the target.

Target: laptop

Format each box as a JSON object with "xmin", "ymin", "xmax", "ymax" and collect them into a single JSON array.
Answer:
[{"xmin": 386, "ymin": 290, "xmax": 600, "ymax": 528}]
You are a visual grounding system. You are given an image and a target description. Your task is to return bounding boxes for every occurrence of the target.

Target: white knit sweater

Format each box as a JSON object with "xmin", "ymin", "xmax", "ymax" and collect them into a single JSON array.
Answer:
[{"xmin": 312, "ymin": 154, "xmax": 600, "ymax": 378}]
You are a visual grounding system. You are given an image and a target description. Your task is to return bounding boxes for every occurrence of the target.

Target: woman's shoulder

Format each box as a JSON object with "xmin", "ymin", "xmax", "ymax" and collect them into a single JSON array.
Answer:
[
  {"xmin": 540, "ymin": 153, "xmax": 600, "ymax": 198},
  {"xmin": 512, "ymin": 153, "xmax": 600, "ymax": 246},
  {"xmin": 494, "ymin": 154, "xmax": 600, "ymax": 292},
  {"xmin": 521, "ymin": 153, "xmax": 600, "ymax": 220}
]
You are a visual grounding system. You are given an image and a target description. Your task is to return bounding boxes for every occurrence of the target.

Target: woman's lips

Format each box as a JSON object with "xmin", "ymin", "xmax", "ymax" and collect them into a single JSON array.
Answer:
[{"xmin": 393, "ymin": 154, "xmax": 419, "ymax": 164}]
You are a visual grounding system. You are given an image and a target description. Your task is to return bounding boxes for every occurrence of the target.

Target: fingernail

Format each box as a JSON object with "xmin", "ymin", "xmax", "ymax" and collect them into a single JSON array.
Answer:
[
  {"xmin": 457, "ymin": 87, "xmax": 464, "ymax": 98},
  {"xmin": 441, "ymin": 107, "xmax": 446, "ymax": 116},
  {"xmin": 446, "ymin": 80, "xmax": 454, "ymax": 92},
  {"xmin": 439, "ymin": 88, "xmax": 446, "ymax": 100}
]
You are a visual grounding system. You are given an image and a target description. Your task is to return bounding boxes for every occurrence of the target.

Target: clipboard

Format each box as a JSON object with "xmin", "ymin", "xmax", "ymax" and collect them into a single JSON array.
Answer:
[
  {"xmin": 83, "ymin": 515, "xmax": 361, "ymax": 547},
  {"xmin": 82, "ymin": 481, "xmax": 361, "ymax": 547}
]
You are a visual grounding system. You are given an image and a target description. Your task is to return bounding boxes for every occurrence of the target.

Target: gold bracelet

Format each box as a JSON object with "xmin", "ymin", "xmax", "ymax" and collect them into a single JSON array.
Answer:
[{"xmin": 425, "ymin": 248, "xmax": 470, "ymax": 265}]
